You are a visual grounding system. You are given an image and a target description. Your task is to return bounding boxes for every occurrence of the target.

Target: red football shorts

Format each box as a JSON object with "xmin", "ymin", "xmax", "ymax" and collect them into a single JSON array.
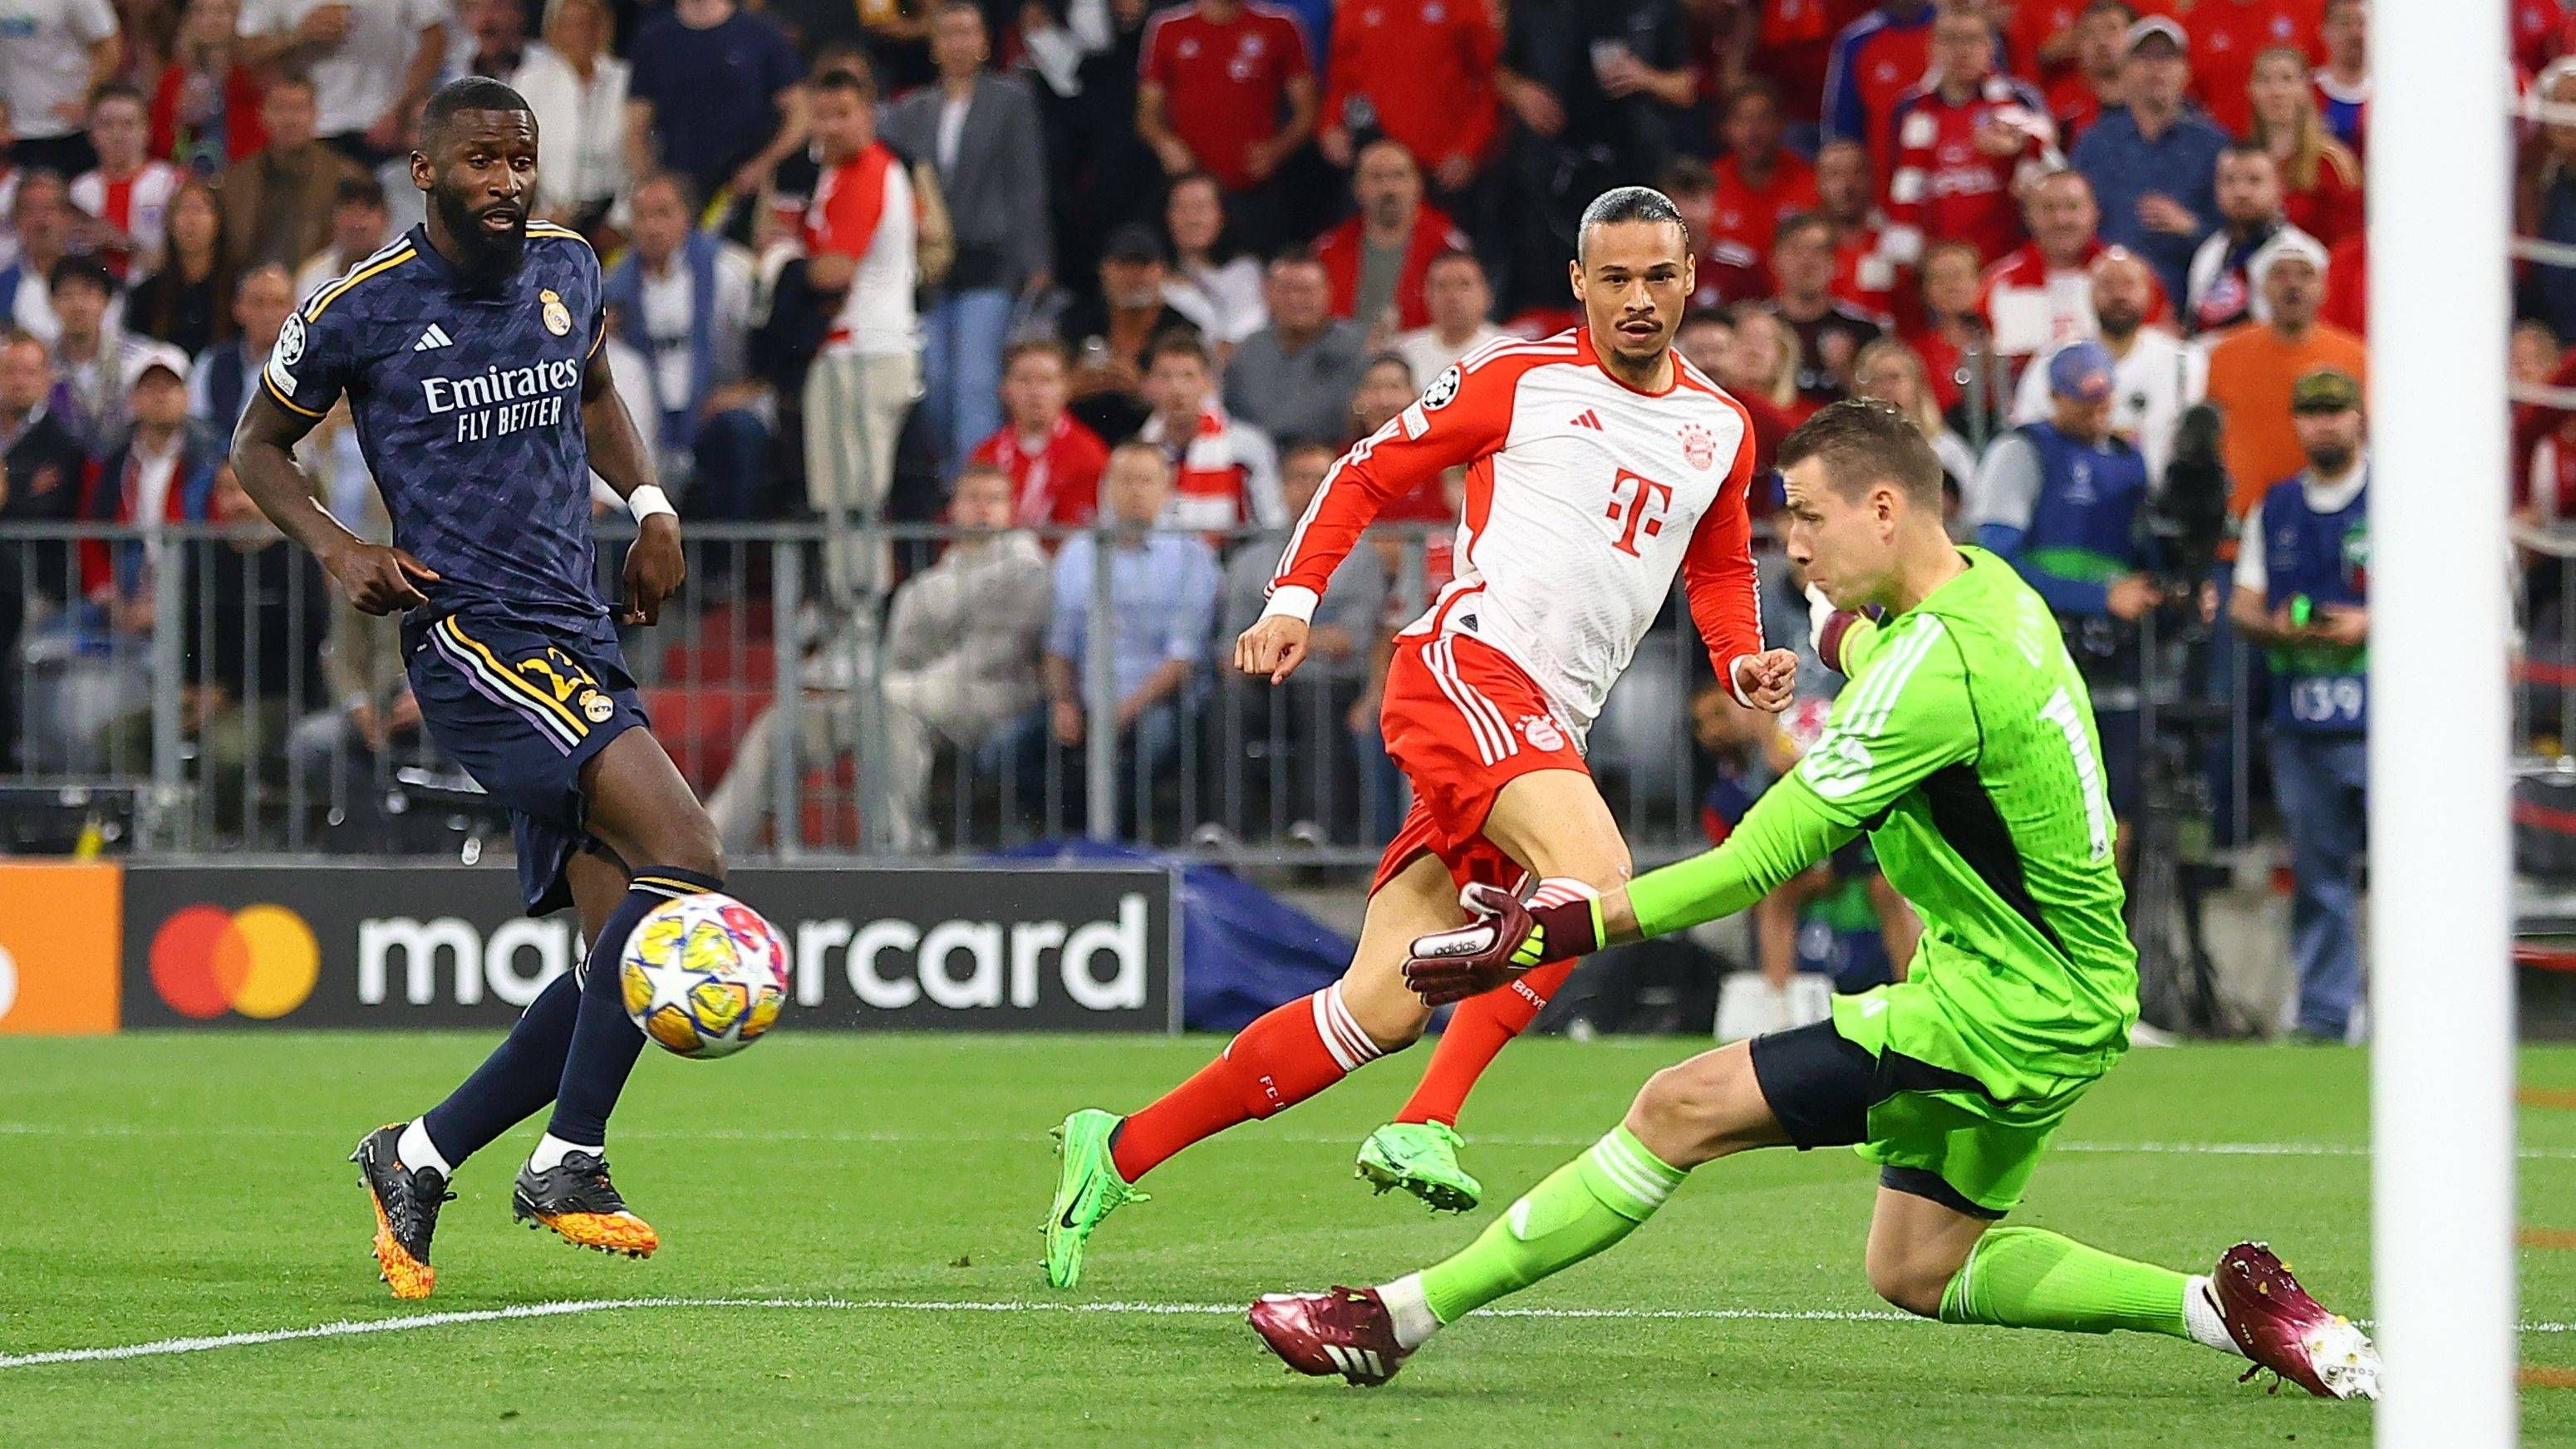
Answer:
[{"xmin": 1369, "ymin": 632, "xmax": 1590, "ymax": 896}]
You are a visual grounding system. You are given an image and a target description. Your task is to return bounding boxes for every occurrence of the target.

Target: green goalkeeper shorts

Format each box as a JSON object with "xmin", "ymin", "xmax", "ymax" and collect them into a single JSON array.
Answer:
[{"xmin": 1746, "ymin": 988, "xmax": 2099, "ymax": 1218}]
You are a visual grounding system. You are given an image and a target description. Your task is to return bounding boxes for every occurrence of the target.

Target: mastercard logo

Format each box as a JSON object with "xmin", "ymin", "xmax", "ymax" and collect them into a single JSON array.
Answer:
[{"xmin": 150, "ymin": 904, "xmax": 320, "ymax": 1020}]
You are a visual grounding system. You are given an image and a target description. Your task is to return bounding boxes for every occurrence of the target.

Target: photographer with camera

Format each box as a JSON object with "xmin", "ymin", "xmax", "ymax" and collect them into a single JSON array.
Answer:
[
  {"xmin": 1969, "ymin": 340, "xmax": 2163, "ymax": 850},
  {"xmin": 2227, "ymin": 367, "xmax": 2369, "ymax": 1044}
]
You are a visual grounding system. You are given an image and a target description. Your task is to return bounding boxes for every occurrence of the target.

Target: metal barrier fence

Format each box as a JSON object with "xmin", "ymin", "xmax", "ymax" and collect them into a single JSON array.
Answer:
[{"xmin": 0, "ymin": 519, "xmax": 1731, "ymax": 866}]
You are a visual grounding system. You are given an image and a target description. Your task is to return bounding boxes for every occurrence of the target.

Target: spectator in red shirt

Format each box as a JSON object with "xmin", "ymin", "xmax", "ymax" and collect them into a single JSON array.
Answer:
[
  {"xmin": 1980, "ymin": 168, "xmax": 2105, "ymax": 370},
  {"xmin": 1885, "ymin": 6, "xmax": 2059, "ymax": 267},
  {"xmin": 2009, "ymin": 0, "xmax": 2083, "ymax": 85},
  {"xmin": 1815, "ymin": 137, "xmax": 1905, "ymax": 319},
  {"xmin": 2048, "ymin": 0, "xmax": 2136, "ymax": 146},
  {"xmin": 1708, "ymin": 80, "xmax": 1819, "ymax": 265},
  {"xmin": 1665, "ymin": 161, "xmax": 1769, "ymax": 308},
  {"xmin": 1310, "ymin": 138, "xmax": 1472, "ymax": 340},
  {"xmin": 1679, "ymin": 308, "xmax": 1791, "ymax": 474},
  {"xmin": 2247, "ymin": 45, "xmax": 2361, "ymax": 245},
  {"xmin": 149, "ymin": 0, "xmax": 268, "ymax": 171},
  {"xmin": 974, "ymin": 337, "xmax": 1109, "ymax": 535},
  {"xmin": 2185, "ymin": 0, "xmax": 2321, "ymax": 137},
  {"xmin": 1317, "ymin": 0, "xmax": 1502, "ymax": 198},
  {"xmin": 71, "ymin": 86, "xmax": 184, "ymax": 281},
  {"xmin": 1718, "ymin": 0, "xmax": 1871, "ymax": 140},
  {"xmin": 1823, "ymin": 0, "xmax": 1937, "ymax": 169},
  {"xmin": 1138, "ymin": 0, "xmax": 1316, "ymax": 252}
]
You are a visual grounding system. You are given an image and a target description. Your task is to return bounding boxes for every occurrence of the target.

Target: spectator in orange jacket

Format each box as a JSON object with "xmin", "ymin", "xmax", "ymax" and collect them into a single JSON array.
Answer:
[{"xmin": 1311, "ymin": 138, "xmax": 1472, "ymax": 338}]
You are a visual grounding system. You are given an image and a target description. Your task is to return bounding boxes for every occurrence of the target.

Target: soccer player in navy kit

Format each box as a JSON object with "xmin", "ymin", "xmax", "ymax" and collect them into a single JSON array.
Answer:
[{"xmin": 232, "ymin": 77, "xmax": 726, "ymax": 1299}]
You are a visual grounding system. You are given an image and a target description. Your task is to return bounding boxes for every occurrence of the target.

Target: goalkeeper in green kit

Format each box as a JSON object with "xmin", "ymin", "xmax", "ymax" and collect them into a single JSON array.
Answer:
[{"xmin": 1246, "ymin": 400, "xmax": 2380, "ymax": 1402}]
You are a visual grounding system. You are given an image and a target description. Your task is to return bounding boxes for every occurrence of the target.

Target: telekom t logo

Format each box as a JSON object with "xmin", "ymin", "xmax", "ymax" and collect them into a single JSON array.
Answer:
[{"xmin": 1605, "ymin": 469, "xmax": 1673, "ymax": 557}]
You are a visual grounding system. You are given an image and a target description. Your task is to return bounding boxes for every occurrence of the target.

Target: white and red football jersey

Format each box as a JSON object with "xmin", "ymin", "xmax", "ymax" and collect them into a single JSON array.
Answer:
[
  {"xmin": 1262, "ymin": 329, "xmax": 1765, "ymax": 739},
  {"xmin": 1885, "ymin": 75, "xmax": 2059, "ymax": 267},
  {"xmin": 70, "ymin": 160, "xmax": 183, "ymax": 279},
  {"xmin": 1140, "ymin": 401, "xmax": 1284, "ymax": 537}
]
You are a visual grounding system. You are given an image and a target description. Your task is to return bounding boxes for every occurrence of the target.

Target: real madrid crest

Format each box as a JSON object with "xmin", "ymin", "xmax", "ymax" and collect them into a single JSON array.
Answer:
[{"xmin": 540, "ymin": 288, "xmax": 572, "ymax": 337}]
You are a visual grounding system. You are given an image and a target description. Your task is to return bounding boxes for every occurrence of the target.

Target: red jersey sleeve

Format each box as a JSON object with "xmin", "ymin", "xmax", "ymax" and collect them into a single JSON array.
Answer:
[
  {"xmin": 1683, "ymin": 412, "xmax": 1766, "ymax": 705},
  {"xmin": 1268, "ymin": 11, "xmax": 1313, "ymax": 78},
  {"xmin": 1139, "ymin": 12, "xmax": 1176, "ymax": 86},
  {"xmin": 1261, "ymin": 351, "xmax": 1518, "ymax": 620}
]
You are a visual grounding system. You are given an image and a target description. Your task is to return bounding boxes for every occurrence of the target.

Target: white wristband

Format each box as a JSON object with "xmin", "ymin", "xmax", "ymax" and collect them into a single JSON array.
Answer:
[
  {"xmin": 628, "ymin": 484, "xmax": 677, "ymax": 523},
  {"xmin": 1260, "ymin": 585, "xmax": 1321, "ymax": 624}
]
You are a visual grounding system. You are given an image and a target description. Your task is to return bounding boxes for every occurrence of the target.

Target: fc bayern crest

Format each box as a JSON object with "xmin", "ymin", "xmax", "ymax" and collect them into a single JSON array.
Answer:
[
  {"xmin": 1517, "ymin": 713, "xmax": 1566, "ymax": 752},
  {"xmin": 540, "ymin": 288, "xmax": 573, "ymax": 336},
  {"xmin": 1679, "ymin": 423, "xmax": 1718, "ymax": 470}
]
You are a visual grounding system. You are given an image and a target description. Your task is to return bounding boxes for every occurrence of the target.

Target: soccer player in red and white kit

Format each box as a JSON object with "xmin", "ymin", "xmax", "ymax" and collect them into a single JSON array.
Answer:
[{"xmin": 1044, "ymin": 189, "xmax": 1801, "ymax": 1289}]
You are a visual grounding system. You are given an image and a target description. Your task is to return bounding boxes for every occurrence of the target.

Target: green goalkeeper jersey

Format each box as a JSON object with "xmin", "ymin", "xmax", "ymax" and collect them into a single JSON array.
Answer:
[{"xmin": 1629, "ymin": 548, "xmax": 2137, "ymax": 1105}]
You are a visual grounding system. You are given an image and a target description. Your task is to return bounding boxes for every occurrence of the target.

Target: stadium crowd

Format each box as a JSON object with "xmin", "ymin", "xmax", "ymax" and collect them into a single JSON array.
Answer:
[{"xmin": 0, "ymin": 0, "xmax": 2555, "ymax": 1035}]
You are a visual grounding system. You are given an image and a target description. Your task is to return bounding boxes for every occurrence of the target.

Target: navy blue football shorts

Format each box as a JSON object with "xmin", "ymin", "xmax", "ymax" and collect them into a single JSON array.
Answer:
[{"xmin": 406, "ymin": 607, "xmax": 649, "ymax": 915}]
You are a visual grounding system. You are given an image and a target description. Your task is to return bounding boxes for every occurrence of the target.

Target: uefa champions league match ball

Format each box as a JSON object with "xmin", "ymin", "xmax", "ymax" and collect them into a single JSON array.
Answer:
[{"xmin": 618, "ymin": 892, "xmax": 791, "ymax": 1059}]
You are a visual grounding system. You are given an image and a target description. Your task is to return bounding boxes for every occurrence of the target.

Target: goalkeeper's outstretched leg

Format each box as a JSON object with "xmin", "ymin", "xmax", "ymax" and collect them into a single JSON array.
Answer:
[{"xmin": 1251, "ymin": 1029, "xmax": 2378, "ymax": 1399}]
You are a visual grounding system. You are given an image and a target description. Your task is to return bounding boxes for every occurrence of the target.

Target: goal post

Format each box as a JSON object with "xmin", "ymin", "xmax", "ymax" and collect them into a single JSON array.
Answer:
[{"xmin": 2368, "ymin": 0, "xmax": 2518, "ymax": 1437}]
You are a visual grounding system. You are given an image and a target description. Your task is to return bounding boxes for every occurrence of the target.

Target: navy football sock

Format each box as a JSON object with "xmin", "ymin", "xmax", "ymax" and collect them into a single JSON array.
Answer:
[
  {"xmin": 546, "ymin": 867, "xmax": 724, "ymax": 1147},
  {"xmin": 418, "ymin": 970, "xmax": 580, "ymax": 1167}
]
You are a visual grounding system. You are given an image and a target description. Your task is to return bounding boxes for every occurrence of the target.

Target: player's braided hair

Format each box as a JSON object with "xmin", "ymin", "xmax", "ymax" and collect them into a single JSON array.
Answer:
[
  {"xmin": 1576, "ymin": 186, "xmax": 1689, "ymax": 263},
  {"xmin": 1777, "ymin": 399, "xmax": 1945, "ymax": 508},
  {"xmin": 421, "ymin": 76, "xmax": 534, "ymax": 147}
]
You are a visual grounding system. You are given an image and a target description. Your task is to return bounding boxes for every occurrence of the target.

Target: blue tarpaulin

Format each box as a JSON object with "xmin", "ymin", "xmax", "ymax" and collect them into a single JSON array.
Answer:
[{"xmin": 986, "ymin": 840, "xmax": 1354, "ymax": 1031}]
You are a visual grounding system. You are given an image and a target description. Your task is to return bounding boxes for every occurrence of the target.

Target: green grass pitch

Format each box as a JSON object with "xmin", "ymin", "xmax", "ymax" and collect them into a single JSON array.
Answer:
[{"xmin": 5, "ymin": 1032, "xmax": 2576, "ymax": 1447}]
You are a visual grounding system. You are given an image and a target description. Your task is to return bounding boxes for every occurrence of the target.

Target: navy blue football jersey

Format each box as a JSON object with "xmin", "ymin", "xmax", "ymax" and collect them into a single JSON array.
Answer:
[{"xmin": 263, "ymin": 222, "xmax": 610, "ymax": 620}]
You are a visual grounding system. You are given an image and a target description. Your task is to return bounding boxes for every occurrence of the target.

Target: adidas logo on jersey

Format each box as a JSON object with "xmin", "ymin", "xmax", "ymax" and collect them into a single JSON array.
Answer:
[
  {"xmin": 1571, "ymin": 409, "xmax": 1605, "ymax": 430},
  {"xmin": 413, "ymin": 324, "xmax": 454, "ymax": 351}
]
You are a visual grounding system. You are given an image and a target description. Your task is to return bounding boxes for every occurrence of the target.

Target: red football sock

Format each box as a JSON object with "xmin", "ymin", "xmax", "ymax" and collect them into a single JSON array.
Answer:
[
  {"xmin": 1111, "ymin": 986, "xmax": 1383, "ymax": 1181},
  {"xmin": 1394, "ymin": 957, "xmax": 1580, "ymax": 1127}
]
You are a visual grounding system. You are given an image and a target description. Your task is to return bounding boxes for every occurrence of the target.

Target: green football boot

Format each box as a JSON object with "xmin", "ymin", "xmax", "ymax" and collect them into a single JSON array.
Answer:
[
  {"xmin": 1045, "ymin": 1108, "xmax": 1146, "ymax": 1289},
  {"xmin": 1354, "ymin": 1120, "xmax": 1483, "ymax": 1212}
]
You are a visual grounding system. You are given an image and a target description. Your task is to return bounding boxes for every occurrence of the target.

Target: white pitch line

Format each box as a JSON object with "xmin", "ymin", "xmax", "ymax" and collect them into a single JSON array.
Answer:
[
  {"xmin": 9, "ymin": 1293, "xmax": 2576, "ymax": 1372},
  {"xmin": 0, "ymin": 1296, "xmax": 1930, "ymax": 1369},
  {"xmin": 7, "ymin": 1122, "xmax": 2576, "ymax": 1160}
]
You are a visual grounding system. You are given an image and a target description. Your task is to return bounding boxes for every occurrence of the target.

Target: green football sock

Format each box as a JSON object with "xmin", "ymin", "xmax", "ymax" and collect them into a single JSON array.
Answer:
[
  {"xmin": 1936, "ymin": 1226, "xmax": 2192, "ymax": 1339},
  {"xmin": 1418, "ymin": 1127, "xmax": 1688, "ymax": 1324}
]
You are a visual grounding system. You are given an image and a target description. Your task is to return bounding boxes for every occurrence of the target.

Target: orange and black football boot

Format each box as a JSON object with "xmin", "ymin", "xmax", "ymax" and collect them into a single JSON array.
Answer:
[
  {"xmin": 512, "ymin": 1148, "xmax": 658, "ymax": 1258},
  {"xmin": 351, "ymin": 1124, "xmax": 455, "ymax": 1300}
]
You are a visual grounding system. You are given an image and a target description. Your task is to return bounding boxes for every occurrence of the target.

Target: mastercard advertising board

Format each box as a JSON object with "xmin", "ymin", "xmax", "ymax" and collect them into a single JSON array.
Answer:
[
  {"xmin": 117, "ymin": 862, "xmax": 1179, "ymax": 1031},
  {"xmin": 120, "ymin": 864, "xmax": 544, "ymax": 1029},
  {"xmin": 0, "ymin": 861, "xmax": 120, "ymax": 1034}
]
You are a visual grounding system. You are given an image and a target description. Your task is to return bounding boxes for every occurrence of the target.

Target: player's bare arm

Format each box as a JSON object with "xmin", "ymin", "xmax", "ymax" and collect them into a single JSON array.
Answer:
[
  {"xmin": 232, "ymin": 388, "xmax": 440, "ymax": 615},
  {"xmin": 580, "ymin": 342, "xmax": 684, "ymax": 625}
]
